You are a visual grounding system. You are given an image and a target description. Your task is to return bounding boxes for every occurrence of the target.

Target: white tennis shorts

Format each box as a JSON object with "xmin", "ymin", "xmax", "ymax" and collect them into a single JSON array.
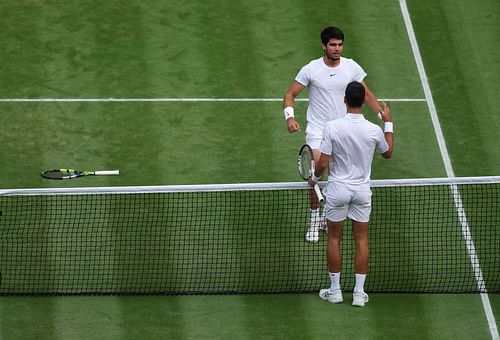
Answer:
[
  {"xmin": 325, "ymin": 183, "xmax": 372, "ymax": 223},
  {"xmin": 306, "ymin": 135, "xmax": 322, "ymax": 150}
]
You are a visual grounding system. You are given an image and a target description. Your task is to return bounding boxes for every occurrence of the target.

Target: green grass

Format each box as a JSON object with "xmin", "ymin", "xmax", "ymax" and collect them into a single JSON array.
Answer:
[
  {"xmin": 0, "ymin": 0, "xmax": 499, "ymax": 338},
  {"xmin": 0, "ymin": 0, "xmax": 449, "ymax": 188},
  {"xmin": 408, "ymin": 0, "xmax": 500, "ymax": 176},
  {"xmin": 0, "ymin": 0, "xmax": 422, "ymax": 99},
  {"xmin": 0, "ymin": 101, "xmax": 445, "ymax": 188},
  {"xmin": 0, "ymin": 0, "xmax": 440, "ymax": 189},
  {"xmin": 0, "ymin": 294, "xmax": 492, "ymax": 339}
]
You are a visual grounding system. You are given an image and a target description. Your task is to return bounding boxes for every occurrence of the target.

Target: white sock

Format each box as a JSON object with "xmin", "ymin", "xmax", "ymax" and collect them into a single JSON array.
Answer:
[
  {"xmin": 310, "ymin": 208, "xmax": 320, "ymax": 224},
  {"xmin": 354, "ymin": 273, "xmax": 366, "ymax": 293},
  {"xmin": 329, "ymin": 272, "xmax": 341, "ymax": 291}
]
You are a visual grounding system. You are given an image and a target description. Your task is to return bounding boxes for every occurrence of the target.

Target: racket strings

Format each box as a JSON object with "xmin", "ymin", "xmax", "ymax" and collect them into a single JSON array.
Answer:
[
  {"xmin": 42, "ymin": 169, "xmax": 80, "ymax": 180},
  {"xmin": 299, "ymin": 151, "xmax": 313, "ymax": 179}
]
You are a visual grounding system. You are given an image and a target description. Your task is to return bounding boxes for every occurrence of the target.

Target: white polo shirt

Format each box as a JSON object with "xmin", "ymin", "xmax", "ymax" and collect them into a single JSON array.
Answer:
[
  {"xmin": 295, "ymin": 57, "xmax": 367, "ymax": 139},
  {"xmin": 319, "ymin": 113, "xmax": 389, "ymax": 191}
]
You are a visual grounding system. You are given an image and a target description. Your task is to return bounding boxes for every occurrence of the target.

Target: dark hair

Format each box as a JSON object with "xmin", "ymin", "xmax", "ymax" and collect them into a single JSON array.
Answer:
[
  {"xmin": 320, "ymin": 26, "xmax": 344, "ymax": 45},
  {"xmin": 345, "ymin": 81, "xmax": 365, "ymax": 108}
]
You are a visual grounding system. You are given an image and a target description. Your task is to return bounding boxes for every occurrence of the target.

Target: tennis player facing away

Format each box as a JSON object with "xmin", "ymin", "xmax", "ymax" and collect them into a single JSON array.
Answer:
[
  {"xmin": 283, "ymin": 26, "xmax": 384, "ymax": 243},
  {"xmin": 309, "ymin": 81, "xmax": 394, "ymax": 307}
]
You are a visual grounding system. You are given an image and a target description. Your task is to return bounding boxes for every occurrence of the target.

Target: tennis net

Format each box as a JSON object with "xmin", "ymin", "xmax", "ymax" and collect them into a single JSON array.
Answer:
[{"xmin": 0, "ymin": 176, "xmax": 499, "ymax": 295}]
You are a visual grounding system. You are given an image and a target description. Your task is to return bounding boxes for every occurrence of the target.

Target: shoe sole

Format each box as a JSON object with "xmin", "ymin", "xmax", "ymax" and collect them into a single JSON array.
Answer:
[
  {"xmin": 328, "ymin": 298, "xmax": 343, "ymax": 304},
  {"xmin": 305, "ymin": 232, "xmax": 319, "ymax": 243}
]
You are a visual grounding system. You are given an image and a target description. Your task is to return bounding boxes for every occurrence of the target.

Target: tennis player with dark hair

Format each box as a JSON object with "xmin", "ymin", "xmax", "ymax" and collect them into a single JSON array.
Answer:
[
  {"xmin": 283, "ymin": 26, "xmax": 384, "ymax": 243},
  {"xmin": 309, "ymin": 81, "xmax": 394, "ymax": 307}
]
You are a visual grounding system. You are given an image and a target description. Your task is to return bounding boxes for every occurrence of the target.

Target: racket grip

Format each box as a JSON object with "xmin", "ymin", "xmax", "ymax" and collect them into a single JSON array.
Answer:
[
  {"xmin": 94, "ymin": 170, "xmax": 120, "ymax": 176},
  {"xmin": 314, "ymin": 184, "xmax": 324, "ymax": 203}
]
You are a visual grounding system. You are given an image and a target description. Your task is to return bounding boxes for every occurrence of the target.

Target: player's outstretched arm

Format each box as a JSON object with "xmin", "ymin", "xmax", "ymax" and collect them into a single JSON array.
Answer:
[
  {"xmin": 380, "ymin": 102, "xmax": 394, "ymax": 159},
  {"xmin": 361, "ymin": 80, "xmax": 383, "ymax": 117},
  {"xmin": 283, "ymin": 81, "xmax": 305, "ymax": 133}
]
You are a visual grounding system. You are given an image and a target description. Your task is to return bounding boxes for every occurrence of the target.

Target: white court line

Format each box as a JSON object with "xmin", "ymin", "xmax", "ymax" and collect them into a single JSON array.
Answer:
[
  {"xmin": 400, "ymin": 1, "xmax": 499, "ymax": 339},
  {"xmin": 0, "ymin": 97, "xmax": 425, "ymax": 103}
]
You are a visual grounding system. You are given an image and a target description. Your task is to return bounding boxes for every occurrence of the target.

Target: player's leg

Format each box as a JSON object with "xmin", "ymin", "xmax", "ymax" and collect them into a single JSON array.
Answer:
[
  {"xmin": 305, "ymin": 184, "xmax": 321, "ymax": 242},
  {"xmin": 349, "ymin": 190, "xmax": 372, "ymax": 307},
  {"xmin": 319, "ymin": 219, "xmax": 344, "ymax": 303},
  {"xmin": 352, "ymin": 220, "xmax": 369, "ymax": 307},
  {"xmin": 313, "ymin": 148, "xmax": 328, "ymax": 232},
  {"xmin": 352, "ymin": 220, "xmax": 369, "ymax": 275},
  {"xmin": 319, "ymin": 185, "xmax": 350, "ymax": 304},
  {"xmin": 305, "ymin": 140, "xmax": 323, "ymax": 242},
  {"xmin": 327, "ymin": 220, "xmax": 344, "ymax": 273}
]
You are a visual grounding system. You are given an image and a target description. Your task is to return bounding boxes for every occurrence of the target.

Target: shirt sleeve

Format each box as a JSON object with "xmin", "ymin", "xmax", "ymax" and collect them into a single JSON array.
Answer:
[
  {"xmin": 350, "ymin": 59, "xmax": 367, "ymax": 82},
  {"xmin": 319, "ymin": 123, "xmax": 334, "ymax": 155},
  {"xmin": 295, "ymin": 63, "xmax": 311, "ymax": 87},
  {"xmin": 375, "ymin": 127, "xmax": 389, "ymax": 154}
]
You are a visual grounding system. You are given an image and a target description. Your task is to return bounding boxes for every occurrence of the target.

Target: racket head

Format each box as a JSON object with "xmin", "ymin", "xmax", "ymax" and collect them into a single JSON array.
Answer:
[
  {"xmin": 41, "ymin": 169, "xmax": 86, "ymax": 180},
  {"xmin": 297, "ymin": 144, "xmax": 314, "ymax": 180}
]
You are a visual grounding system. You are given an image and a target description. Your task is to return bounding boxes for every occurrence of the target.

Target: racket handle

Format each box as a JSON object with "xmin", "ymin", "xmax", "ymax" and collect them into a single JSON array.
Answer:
[
  {"xmin": 94, "ymin": 170, "xmax": 120, "ymax": 176},
  {"xmin": 314, "ymin": 184, "xmax": 324, "ymax": 203}
]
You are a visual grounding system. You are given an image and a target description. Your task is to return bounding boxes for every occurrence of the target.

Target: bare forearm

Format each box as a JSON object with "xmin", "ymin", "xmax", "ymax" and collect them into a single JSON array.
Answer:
[
  {"xmin": 383, "ymin": 132, "xmax": 394, "ymax": 159},
  {"xmin": 308, "ymin": 154, "xmax": 330, "ymax": 187},
  {"xmin": 365, "ymin": 90, "xmax": 382, "ymax": 114},
  {"xmin": 381, "ymin": 103, "xmax": 394, "ymax": 159},
  {"xmin": 314, "ymin": 154, "xmax": 330, "ymax": 178},
  {"xmin": 283, "ymin": 92, "xmax": 295, "ymax": 109},
  {"xmin": 283, "ymin": 81, "xmax": 305, "ymax": 133},
  {"xmin": 283, "ymin": 81, "xmax": 305, "ymax": 108}
]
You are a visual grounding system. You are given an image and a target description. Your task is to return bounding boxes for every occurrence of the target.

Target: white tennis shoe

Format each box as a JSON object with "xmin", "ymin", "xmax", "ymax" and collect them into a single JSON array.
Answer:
[
  {"xmin": 306, "ymin": 214, "xmax": 324, "ymax": 242},
  {"xmin": 352, "ymin": 291, "xmax": 369, "ymax": 307},
  {"xmin": 319, "ymin": 289, "xmax": 343, "ymax": 304},
  {"xmin": 305, "ymin": 224, "xmax": 320, "ymax": 242}
]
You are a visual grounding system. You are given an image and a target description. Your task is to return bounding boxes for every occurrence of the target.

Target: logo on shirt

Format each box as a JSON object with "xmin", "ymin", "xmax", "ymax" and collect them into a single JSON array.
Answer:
[{"xmin": 329, "ymin": 73, "xmax": 336, "ymax": 77}]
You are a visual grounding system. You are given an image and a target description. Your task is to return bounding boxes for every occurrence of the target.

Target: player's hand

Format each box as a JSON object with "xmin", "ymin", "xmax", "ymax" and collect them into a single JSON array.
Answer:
[
  {"xmin": 287, "ymin": 118, "xmax": 300, "ymax": 133},
  {"xmin": 380, "ymin": 101, "xmax": 392, "ymax": 122},
  {"xmin": 308, "ymin": 171, "xmax": 322, "ymax": 186}
]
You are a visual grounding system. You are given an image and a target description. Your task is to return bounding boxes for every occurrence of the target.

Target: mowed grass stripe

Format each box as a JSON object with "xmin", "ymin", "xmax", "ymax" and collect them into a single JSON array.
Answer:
[
  {"xmin": 0, "ymin": 100, "xmax": 445, "ymax": 189},
  {"xmin": 0, "ymin": 1, "xmax": 424, "ymax": 99},
  {"xmin": 407, "ymin": 0, "xmax": 500, "ymax": 176}
]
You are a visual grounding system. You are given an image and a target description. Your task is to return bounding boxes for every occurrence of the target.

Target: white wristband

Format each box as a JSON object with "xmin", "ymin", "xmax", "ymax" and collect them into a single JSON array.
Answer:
[
  {"xmin": 284, "ymin": 107, "xmax": 294, "ymax": 120},
  {"xmin": 384, "ymin": 122, "xmax": 393, "ymax": 133},
  {"xmin": 311, "ymin": 174, "xmax": 321, "ymax": 182}
]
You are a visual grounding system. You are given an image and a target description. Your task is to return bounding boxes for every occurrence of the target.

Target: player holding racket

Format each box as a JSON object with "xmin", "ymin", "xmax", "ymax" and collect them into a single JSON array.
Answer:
[
  {"xmin": 309, "ymin": 81, "xmax": 394, "ymax": 307},
  {"xmin": 283, "ymin": 26, "xmax": 385, "ymax": 243}
]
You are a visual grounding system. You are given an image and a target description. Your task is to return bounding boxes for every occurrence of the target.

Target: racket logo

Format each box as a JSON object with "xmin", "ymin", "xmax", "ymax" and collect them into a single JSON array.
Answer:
[{"xmin": 297, "ymin": 144, "xmax": 324, "ymax": 203}]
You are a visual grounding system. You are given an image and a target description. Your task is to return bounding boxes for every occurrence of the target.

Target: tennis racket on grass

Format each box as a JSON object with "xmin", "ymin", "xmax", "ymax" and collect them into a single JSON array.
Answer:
[
  {"xmin": 41, "ymin": 168, "xmax": 119, "ymax": 180},
  {"xmin": 297, "ymin": 144, "xmax": 324, "ymax": 202}
]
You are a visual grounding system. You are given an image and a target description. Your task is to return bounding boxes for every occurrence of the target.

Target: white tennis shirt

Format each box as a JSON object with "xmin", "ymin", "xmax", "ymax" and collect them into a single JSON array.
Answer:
[
  {"xmin": 319, "ymin": 113, "xmax": 389, "ymax": 191},
  {"xmin": 295, "ymin": 57, "xmax": 367, "ymax": 139}
]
